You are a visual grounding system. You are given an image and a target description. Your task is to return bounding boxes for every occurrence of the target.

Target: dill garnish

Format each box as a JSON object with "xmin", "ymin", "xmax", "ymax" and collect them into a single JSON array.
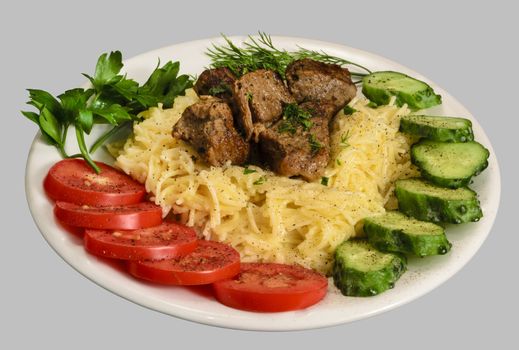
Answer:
[
  {"xmin": 321, "ymin": 177, "xmax": 329, "ymax": 186},
  {"xmin": 208, "ymin": 84, "xmax": 231, "ymax": 95},
  {"xmin": 207, "ymin": 32, "xmax": 371, "ymax": 78},
  {"xmin": 243, "ymin": 166, "xmax": 257, "ymax": 175},
  {"xmin": 278, "ymin": 103, "xmax": 313, "ymax": 134},
  {"xmin": 339, "ymin": 131, "xmax": 351, "ymax": 148},
  {"xmin": 308, "ymin": 134, "xmax": 323, "ymax": 154},
  {"xmin": 253, "ymin": 175, "xmax": 267, "ymax": 185}
]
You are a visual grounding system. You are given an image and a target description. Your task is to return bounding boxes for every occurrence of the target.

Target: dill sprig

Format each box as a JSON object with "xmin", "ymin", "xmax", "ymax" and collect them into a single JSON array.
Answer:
[{"xmin": 207, "ymin": 32, "xmax": 371, "ymax": 79}]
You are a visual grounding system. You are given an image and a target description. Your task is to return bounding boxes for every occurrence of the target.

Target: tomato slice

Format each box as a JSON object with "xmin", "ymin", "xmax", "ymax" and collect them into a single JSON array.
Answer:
[
  {"xmin": 212, "ymin": 263, "xmax": 328, "ymax": 312},
  {"xmin": 127, "ymin": 240, "xmax": 240, "ymax": 285},
  {"xmin": 44, "ymin": 159, "xmax": 145, "ymax": 206},
  {"xmin": 84, "ymin": 222, "xmax": 198, "ymax": 261},
  {"xmin": 54, "ymin": 201, "xmax": 162, "ymax": 230}
]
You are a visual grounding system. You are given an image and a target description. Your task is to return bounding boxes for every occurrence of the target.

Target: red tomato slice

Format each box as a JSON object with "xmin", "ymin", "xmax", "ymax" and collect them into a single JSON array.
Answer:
[
  {"xmin": 127, "ymin": 240, "xmax": 240, "ymax": 285},
  {"xmin": 84, "ymin": 222, "xmax": 198, "ymax": 261},
  {"xmin": 44, "ymin": 159, "xmax": 145, "ymax": 206},
  {"xmin": 54, "ymin": 201, "xmax": 162, "ymax": 230},
  {"xmin": 212, "ymin": 263, "xmax": 328, "ymax": 312}
]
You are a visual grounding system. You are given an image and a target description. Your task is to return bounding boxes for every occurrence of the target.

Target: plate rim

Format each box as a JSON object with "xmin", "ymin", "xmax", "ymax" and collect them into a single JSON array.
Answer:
[{"xmin": 24, "ymin": 35, "xmax": 501, "ymax": 331}]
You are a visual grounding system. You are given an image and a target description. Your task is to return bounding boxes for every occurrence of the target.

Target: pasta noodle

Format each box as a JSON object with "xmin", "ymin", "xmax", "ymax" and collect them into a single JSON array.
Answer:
[{"xmin": 116, "ymin": 89, "xmax": 418, "ymax": 273}]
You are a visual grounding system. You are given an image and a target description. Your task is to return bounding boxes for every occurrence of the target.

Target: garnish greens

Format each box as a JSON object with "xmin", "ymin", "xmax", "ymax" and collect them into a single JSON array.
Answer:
[
  {"xmin": 243, "ymin": 166, "xmax": 257, "ymax": 175},
  {"xmin": 339, "ymin": 131, "xmax": 351, "ymax": 148},
  {"xmin": 208, "ymin": 84, "xmax": 231, "ymax": 95},
  {"xmin": 343, "ymin": 105, "xmax": 357, "ymax": 115},
  {"xmin": 207, "ymin": 32, "xmax": 371, "ymax": 78},
  {"xmin": 22, "ymin": 51, "xmax": 193, "ymax": 173},
  {"xmin": 253, "ymin": 175, "xmax": 267, "ymax": 185},
  {"xmin": 321, "ymin": 177, "xmax": 329, "ymax": 186},
  {"xmin": 308, "ymin": 134, "xmax": 323, "ymax": 154},
  {"xmin": 278, "ymin": 103, "xmax": 313, "ymax": 134}
]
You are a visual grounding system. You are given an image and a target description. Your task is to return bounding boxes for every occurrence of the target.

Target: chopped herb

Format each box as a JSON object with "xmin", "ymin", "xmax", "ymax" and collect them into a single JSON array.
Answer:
[
  {"xmin": 308, "ymin": 133, "xmax": 323, "ymax": 154},
  {"xmin": 343, "ymin": 105, "xmax": 357, "ymax": 115},
  {"xmin": 339, "ymin": 131, "xmax": 350, "ymax": 148},
  {"xmin": 278, "ymin": 103, "xmax": 313, "ymax": 134},
  {"xmin": 243, "ymin": 166, "xmax": 257, "ymax": 175},
  {"xmin": 245, "ymin": 92, "xmax": 253, "ymax": 101},
  {"xmin": 336, "ymin": 158, "xmax": 342, "ymax": 166},
  {"xmin": 321, "ymin": 177, "xmax": 329, "ymax": 186},
  {"xmin": 253, "ymin": 175, "xmax": 267, "ymax": 185},
  {"xmin": 278, "ymin": 121, "xmax": 296, "ymax": 134},
  {"xmin": 208, "ymin": 84, "xmax": 230, "ymax": 95},
  {"xmin": 366, "ymin": 101, "xmax": 378, "ymax": 108}
]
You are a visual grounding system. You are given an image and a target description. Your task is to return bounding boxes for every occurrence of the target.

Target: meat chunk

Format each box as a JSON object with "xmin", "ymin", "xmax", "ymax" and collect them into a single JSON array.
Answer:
[
  {"xmin": 258, "ymin": 101, "xmax": 336, "ymax": 181},
  {"xmin": 193, "ymin": 67, "xmax": 236, "ymax": 103},
  {"xmin": 285, "ymin": 59, "xmax": 357, "ymax": 113},
  {"xmin": 172, "ymin": 96, "xmax": 249, "ymax": 166},
  {"xmin": 233, "ymin": 69, "xmax": 295, "ymax": 140}
]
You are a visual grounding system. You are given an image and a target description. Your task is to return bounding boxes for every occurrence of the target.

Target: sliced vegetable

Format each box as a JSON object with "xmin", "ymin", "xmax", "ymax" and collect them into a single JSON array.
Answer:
[
  {"xmin": 127, "ymin": 240, "xmax": 240, "ymax": 285},
  {"xmin": 44, "ymin": 159, "xmax": 145, "ymax": 206},
  {"xmin": 411, "ymin": 140, "xmax": 490, "ymax": 188},
  {"xmin": 364, "ymin": 212, "xmax": 451, "ymax": 257},
  {"xmin": 395, "ymin": 178, "xmax": 483, "ymax": 223},
  {"xmin": 362, "ymin": 71, "xmax": 441, "ymax": 110},
  {"xmin": 333, "ymin": 239, "xmax": 406, "ymax": 297},
  {"xmin": 400, "ymin": 115, "xmax": 474, "ymax": 142},
  {"xmin": 54, "ymin": 201, "xmax": 162, "ymax": 230},
  {"xmin": 213, "ymin": 263, "xmax": 328, "ymax": 312},
  {"xmin": 84, "ymin": 222, "xmax": 198, "ymax": 261}
]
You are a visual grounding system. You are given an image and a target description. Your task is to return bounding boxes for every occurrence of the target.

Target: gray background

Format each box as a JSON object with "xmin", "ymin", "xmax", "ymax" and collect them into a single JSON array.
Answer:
[{"xmin": 2, "ymin": 0, "xmax": 517, "ymax": 348}]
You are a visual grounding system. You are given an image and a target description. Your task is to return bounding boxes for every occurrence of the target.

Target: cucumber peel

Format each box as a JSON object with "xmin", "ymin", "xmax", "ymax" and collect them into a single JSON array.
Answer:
[
  {"xmin": 411, "ymin": 140, "xmax": 489, "ymax": 188},
  {"xmin": 400, "ymin": 115, "xmax": 474, "ymax": 142},
  {"xmin": 395, "ymin": 178, "xmax": 483, "ymax": 224},
  {"xmin": 364, "ymin": 211, "xmax": 452, "ymax": 257},
  {"xmin": 362, "ymin": 71, "xmax": 441, "ymax": 110},
  {"xmin": 333, "ymin": 239, "xmax": 406, "ymax": 297}
]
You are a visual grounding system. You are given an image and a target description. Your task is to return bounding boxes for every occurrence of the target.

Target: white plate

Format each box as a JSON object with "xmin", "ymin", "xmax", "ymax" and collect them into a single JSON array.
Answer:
[{"xmin": 25, "ymin": 36, "xmax": 500, "ymax": 331}]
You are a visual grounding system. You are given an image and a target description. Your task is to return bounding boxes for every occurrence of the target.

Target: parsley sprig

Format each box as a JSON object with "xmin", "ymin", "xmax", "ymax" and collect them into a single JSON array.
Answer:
[
  {"xmin": 207, "ymin": 32, "xmax": 371, "ymax": 78},
  {"xmin": 22, "ymin": 51, "xmax": 193, "ymax": 173}
]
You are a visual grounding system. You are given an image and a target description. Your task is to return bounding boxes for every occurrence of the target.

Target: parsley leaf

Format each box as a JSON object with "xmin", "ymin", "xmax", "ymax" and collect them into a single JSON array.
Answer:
[
  {"xmin": 343, "ymin": 105, "xmax": 357, "ymax": 115},
  {"xmin": 39, "ymin": 107, "xmax": 62, "ymax": 145},
  {"xmin": 85, "ymin": 51, "xmax": 124, "ymax": 89},
  {"xmin": 22, "ymin": 51, "xmax": 194, "ymax": 173},
  {"xmin": 137, "ymin": 61, "xmax": 193, "ymax": 109},
  {"xmin": 321, "ymin": 177, "xmax": 329, "ymax": 186},
  {"xmin": 253, "ymin": 176, "xmax": 267, "ymax": 185},
  {"xmin": 243, "ymin": 167, "xmax": 257, "ymax": 175}
]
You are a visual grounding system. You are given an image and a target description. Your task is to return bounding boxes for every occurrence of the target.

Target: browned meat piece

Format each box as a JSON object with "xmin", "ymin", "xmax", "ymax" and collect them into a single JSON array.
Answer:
[
  {"xmin": 172, "ymin": 96, "xmax": 249, "ymax": 166},
  {"xmin": 258, "ymin": 101, "xmax": 336, "ymax": 181},
  {"xmin": 193, "ymin": 67, "xmax": 236, "ymax": 102},
  {"xmin": 285, "ymin": 59, "xmax": 357, "ymax": 113},
  {"xmin": 233, "ymin": 69, "xmax": 295, "ymax": 141}
]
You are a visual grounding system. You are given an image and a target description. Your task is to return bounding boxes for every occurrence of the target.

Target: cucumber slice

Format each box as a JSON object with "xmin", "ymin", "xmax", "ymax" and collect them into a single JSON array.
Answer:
[
  {"xmin": 362, "ymin": 71, "xmax": 441, "ymax": 110},
  {"xmin": 364, "ymin": 212, "xmax": 451, "ymax": 257},
  {"xmin": 411, "ymin": 140, "xmax": 489, "ymax": 188},
  {"xmin": 400, "ymin": 115, "xmax": 474, "ymax": 142},
  {"xmin": 333, "ymin": 239, "xmax": 406, "ymax": 297},
  {"xmin": 395, "ymin": 178, "xmax": 482, "ymax": 223}
]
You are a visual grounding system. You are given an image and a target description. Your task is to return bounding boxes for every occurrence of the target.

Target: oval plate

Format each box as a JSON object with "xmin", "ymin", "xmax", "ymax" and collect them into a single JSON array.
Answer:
[{"xmin": 25, "ymin": 36, "xmax": 500, "ymax": 331}]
